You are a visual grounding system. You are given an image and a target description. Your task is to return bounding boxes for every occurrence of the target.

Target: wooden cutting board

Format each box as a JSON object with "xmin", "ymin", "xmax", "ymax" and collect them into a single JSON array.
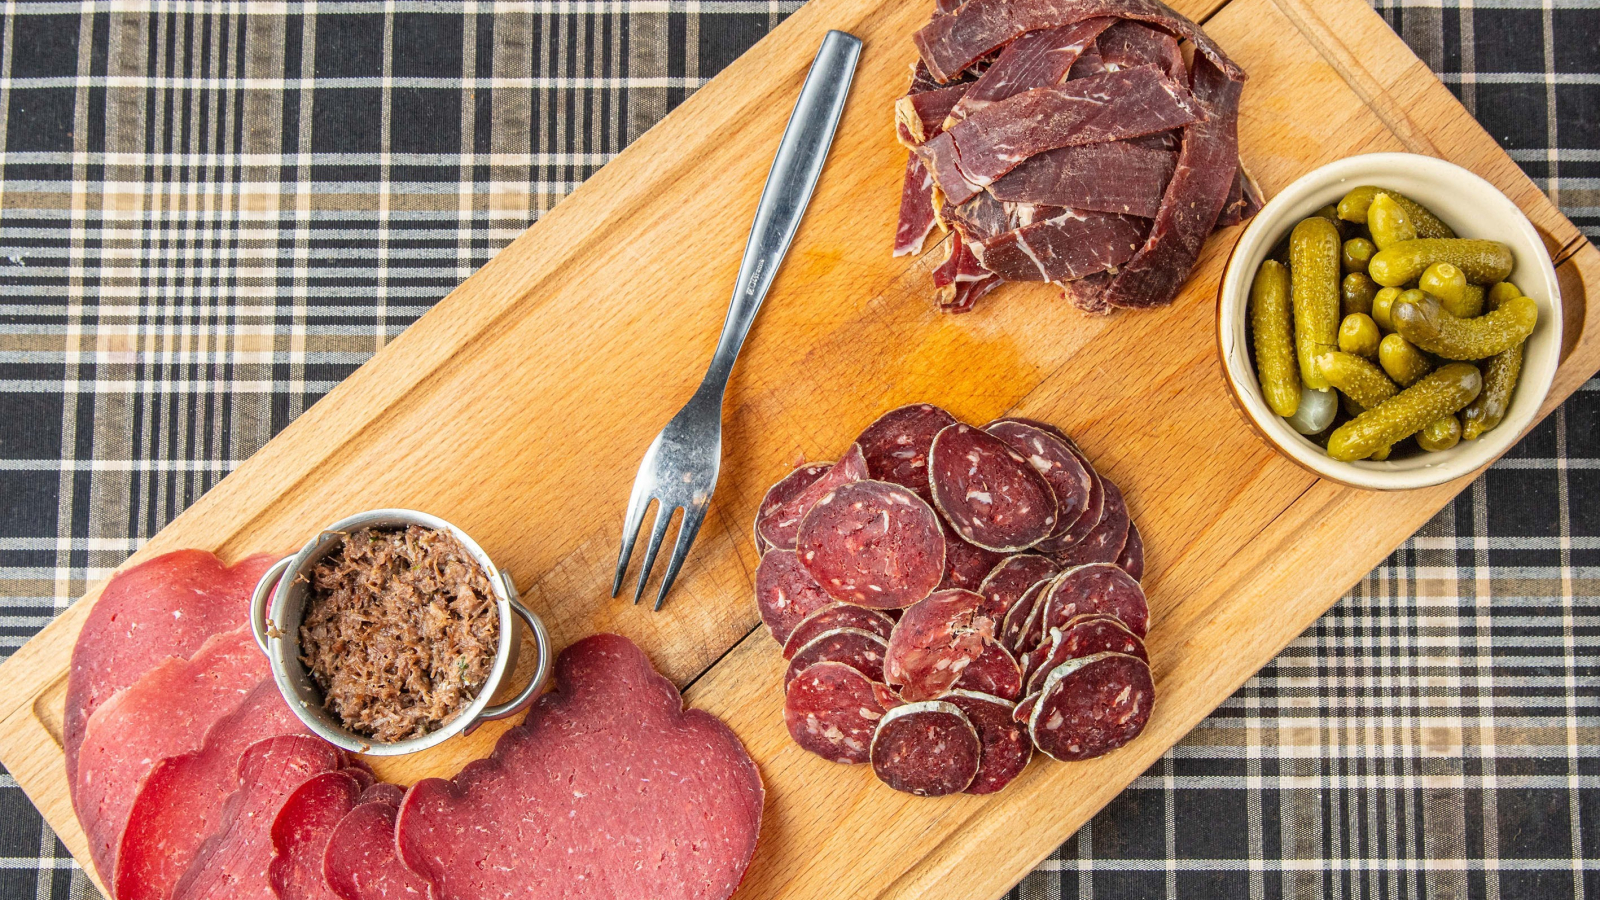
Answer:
[{"xmin": 2, "ymin": 0, "xmax": 1595, "ymax": 895}]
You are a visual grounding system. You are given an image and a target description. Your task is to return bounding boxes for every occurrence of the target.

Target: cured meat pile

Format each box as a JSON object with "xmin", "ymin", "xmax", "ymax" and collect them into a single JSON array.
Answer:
[
  {"xmin": 892, "ymin": 0, "xmax": 1260, "ymax": 314},
  {"xmin": 67, "ymin": 551, "xmax": 761, "ymax": 900},
  {"xmin": 754, "ymin": 404, "xmax": 1156, "ymax": 796}
]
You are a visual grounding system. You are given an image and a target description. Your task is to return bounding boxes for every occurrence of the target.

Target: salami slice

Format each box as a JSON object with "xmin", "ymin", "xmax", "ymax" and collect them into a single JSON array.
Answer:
[
  {"xmin": 797, "ymin": 480, "xmax": 945, "ymax": 609},
  {"xmin": 1036, "ymin": 445, "xmax": 1105, "ymax": 554},
  {"xmin": 1038, "ymin": 563, "xmax": 1150, "ymax": 640},
  {"xmin": 999, "ymin": 579, "xmax": 1050, "ymax": 654},
  {"xmin": 854, "ymin": 403, "xmax": 959, "ymax": 500},
  {"xmin": 268, "ymin": 770, "xmax": 364, "ymax": 900},
  {"xmin": 754, "ymin": 463, "xmax": 829, "ymax": 554},
  {"xmin": 985, "ymin": 419, "xmax": 1092, "ymax": 540},
  {"xmin": 883, "ymin": 589, "xmax": 994, "ymax": 701},
  {"xmin": 869, "ymin": 701, "xmax": 981, "ymax": 797},
  {"xmin": 782, "ymin": 604, "xmax": 895, "ymax": 660},
  {"xmin": 929, "ymin": 423, "xmax": 1058, "ymax": 552},
  {"xmin": 1029, "ymin": 652, "xmax": 1155, "ymax": 762},
  {"xmin": 1024, "ymin": 616, "xmax": 1148, "ymax": 695},
  {"xmin": 784, "ymin": 662, "xmax": 898, "ymax": 764},
  {"xmin": 939, "ymin": 690, "xmax": 1032, "ymax": 795},
  {"xmin": 756, "ymin": 446, "xmax": 869, "ymax": 552},
  {"xmin": 755, "ymin": 549, "xmax": 836, "ymax": 646},
  {"xmin": 1117, "ymin": 520, "xmax": 1146, "ymax": 582},
  {"xmin": 322, "ymin": 798, "xmax": 429, "ymax": 900},
  {"xmin": 938, "ymin": 517, "xmax": 1004, "ymax": 592},
  {"xmin": 783, "ymin": 627, "xmax": 889, "ymax": 690},
  {"xmin": 977, "ymin": 553, "xmax": 1060, "ymax": 623},
  {"xmin": 1013, "ymin": 579, "xmax": 1055, "ymax": 655},
  {"xmin": 1047, "ymin": 476, "xmax": 1130, "ymax": 568},
  {"xmin": 950, "ymin": 640, "xmax": 1023, "ymax": 701}
]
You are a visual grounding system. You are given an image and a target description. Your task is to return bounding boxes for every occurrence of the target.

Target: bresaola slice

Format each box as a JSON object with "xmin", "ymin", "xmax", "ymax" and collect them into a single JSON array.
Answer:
[
  {"xmin": 785, "ymin": 661, "xmax": 897, "ymax": 764},
  {"xmin": 853, "ymin": 403, "xmax": 959, "ymax": 500},
  {"xmin": 784, "ymin": 627, "xmax": 890, "ymax": 690},
  {"xmin": 1028, "ymin": 652, "xmax": 1155, "ymax": 761},
  {"xmin": 894, "ymin": 156, "xmax": 941, "ymax": 257},
  {"xmin": 797, "ymin": 480, "xmax": 946, "ymax": 609},
  {"xmin": 323, "ymin": 797, "xmax": 428, "ymax": 900},
  {"xmin": 942, "ymin": 18, "xmax": 1113, "ymax": 125},
  {"xmin": 755, "ymin": 549, "xmax": 835, "ymax": 645},
  {"xmin": 883, "ymin": 589, "xmax": 994, "ymax": 701},
  {"xmin": 1048, "ymin": 477, "xmax": 1131, "ymax": 567},
  {"xmin": 870, "ymin": 701, "xmax": 981, "ymax": 796},
  {"xmin": 939, "ymin": 690, "xmax": 1033, "ymax": 794},
  {"xmin": 756, "ymin": 448, "xmax": 867, "ymax": 552},
  {"xmin": 783, "ymin": 604, "xmax": 895, "ymax": 659},
  {"xmin": 355, "ymin": 782, "xmax": 404, "ymax": 808},
  {"xmin": 930, "ymin": 424, "xmax": 1058, "ymax": 552},
  {"xmin": 1097, "ymin": 19, "xmax": 1185, "ymax": 80},
  {"xmin": 984, "ymin": 420, "xmax": 1091, "ymax": 540},
  {"xmin": 968, "ymin": 208, "xmax": 1148, "ymax": 283},
  {"xmin": 268, "ymin": 770, "xmax": 364, "ymax": 900},
  {"xmin": 1039, "ymin": 563, "xmax": 1150, "ymax": 639},
  {"xmin": 989, "ymin": 142, "xmax": 1178, "ymax": 217}
]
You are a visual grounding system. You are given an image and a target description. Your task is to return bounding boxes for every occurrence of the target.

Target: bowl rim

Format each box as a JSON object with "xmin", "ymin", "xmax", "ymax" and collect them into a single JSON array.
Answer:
[{"xmin": 1216, "ymin": 151, "xmax": 1562, "ymax": 491}]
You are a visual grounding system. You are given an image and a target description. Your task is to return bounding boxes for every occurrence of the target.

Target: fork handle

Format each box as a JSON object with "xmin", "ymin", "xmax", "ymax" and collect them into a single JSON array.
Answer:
[{"xmin": 697, "ymin": 30, "xmax": 861, "ymax": 396}]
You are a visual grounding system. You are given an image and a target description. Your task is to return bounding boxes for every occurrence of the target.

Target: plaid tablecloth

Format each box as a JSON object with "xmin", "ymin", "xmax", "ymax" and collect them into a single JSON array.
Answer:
[{"xmin": 0, "ymin": 3, "xmax": 1595, "ymax": 899}]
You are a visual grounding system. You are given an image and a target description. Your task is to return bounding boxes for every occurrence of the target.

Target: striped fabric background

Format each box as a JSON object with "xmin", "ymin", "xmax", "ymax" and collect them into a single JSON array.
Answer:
[{"xmin": 0, "ymin": 2, "xmax": 1593, "ymax": 898}]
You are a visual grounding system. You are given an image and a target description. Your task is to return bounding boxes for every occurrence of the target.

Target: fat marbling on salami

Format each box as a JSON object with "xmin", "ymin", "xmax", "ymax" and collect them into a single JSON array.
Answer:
[
  {"xmin": 797, "ymin": 480, "xmax": 946, "ymax": 609},
  {"xmin": 929, "ymin": 424, "xmax": 1059, "ymax": 552}
]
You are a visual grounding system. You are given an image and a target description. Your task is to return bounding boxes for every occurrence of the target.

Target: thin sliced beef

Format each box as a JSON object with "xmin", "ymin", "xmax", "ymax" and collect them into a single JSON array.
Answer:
[
  {"xmin": 797, "ymin": 480, "xmax": 946, "ymax": 609},
  {"xmin": 269, "ymin": 771, "xmax": 365, "ymax": 900},
  {"xmin": 1039, "ymin": 562, "xmax": 1150, "ymax": 639},
  {"xmin": 931, "ymin": 230, "xmax": 1002, "ymax": 314},
  {"xmin": 782, "ymin": 604, "xmax": 895, "ymax": 659},
  {"xmin": 883, "ymin": 589, "xmax": 994, "ymax": 701},
  {"xmin": 783, "ymin": 627, "xmax": 890, "ymax": 690},
  {"xmin": 896, "ymin": 82, "xmax": 971, "ymax": 146},
  {"xmin": 1214, "ymin": 166, "xmax": 1264, "ymax": 230},
  {"xmin": 785, "ymin": 661, "xmax": 898, "ymax": 764},
  {"xmin": 870, "ymin": 701, "xmax": 981, "ymax": 796},
  {"xmin": 1097, "ymin": 20, "xmax": 1185, "ymax": 80},
  {"xmin": 989, "ymin": 142, "xmax": 1178, "ymax": 217},
  {"xmin": 939, "ymin": 690, "xmax": 1032, "ymax": 794},
  {"xmin": 943, "ymin": 18, "xmax": 1113, "ymax": 125},
  {"xmin": 756, "ymin": 445, "xmax": 869, "ymax": 552},
  {"xmin": 929, "ymin": 424, "xmax": 1059, "ymax": 552},
  {"xmin": 854, "ymin": 403, "xmax": 959, "ymax": 501},
  {"xmin": 755, "ymin": 548, "xmax": 836, "ymax": 646},
  {"xmin": 1068, "ymin": 41, "xmax": 1106, "ymax": 79},
  {"xmin": 322, "ymin": 797, "xmax": 428, "ymax": 900},
  {"xmin": 1028, "ymin": 651, "xmax": 1155, "ymax": 761},
  {"xmin": 973, "ymin": 208, "xmax": 1148, "ymax": 284},
  {"xmin": 895, "ymin": 155, "xmax": 941, "ymax": 257},
  {"xmin": 1061, "ymin": 271, "xmax": 1114, "ymax": 314},
  {"xmin": 984, "ymin": 419, "xmax": 1092, "ymax": 539}
]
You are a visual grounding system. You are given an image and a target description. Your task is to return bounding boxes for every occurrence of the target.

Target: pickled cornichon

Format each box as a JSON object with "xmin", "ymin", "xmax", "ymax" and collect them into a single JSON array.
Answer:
[
  {"xmin": 1319, "ymin": 351, "xmax": 1399, "ymax": 409},
  {"xmin": 1460, "ymin": 287, "xmax": 1530, "ymax": 440},
  {"xmin": 1290, "ymin": 216, "xmax": 1343, "ymax": 390},
  {"xmin": 1343, "ymin": 237, "xmax": 1376, "ymax": 273},
  {"xmin": 1487, "ymin": 281, "xmax": 1522, "ymax": 309},
  {"xmin": 1250, "ymin": 259, "xmax": 1300, "ymax": 417},
  {"xmin": 1417, "ymin": 415, "xmax": 1462, "ymax": 452},
  {"xmin": 1338, "ymin": 313, "xmax": 1381, "ymax": 359},
  {"xmin": 1371, "ymin": 287, "xmax": 1401, "ymax": 332},
  {"xmin": 1391, "ymin": 291, "xmax": 1538, "ymax": 359},
  {"xmin": 1368, "ymin": 238, "xmax": 1515, "ymax": 287},
  {"xmin": 1367, "ymin": 193, "xmax": 1418, "ymax": 249},
  {"xmin": 1342, "ymin": 272, "xmax": 1378, "ymax": 317},
  {"xmin": 1379, "ymin": 332, "xmax": 1433, "ymax": 386},
  {"xmin": 1326, "ymin": 363, "xmax": 1483, "ymax": 461},
  {"xmin": 1335, "ymin": 186, "xmax": 1456, "ymax": 239}
]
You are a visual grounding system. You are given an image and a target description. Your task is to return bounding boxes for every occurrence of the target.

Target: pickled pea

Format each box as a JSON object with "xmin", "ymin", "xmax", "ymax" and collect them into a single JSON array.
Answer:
[
  {"xmin": 1250, "ymin": 259, "xmax": 1300, "ymax": 417},
  {"xmin": 1372, "ymin": 287, "xmax": 1402, "ymax": 332},
  {"xmin": 1391, "ymin": 292, "xmax": 1538, "ymax": 360},
  {"xmin": 1338, "ymin": 313, "xmax": 1381, "ymax": 359},
  {"xmin": 1342, "ymin": 272, "xmax": 1379, "ymax": 317},
  {"xmin": 1417, "ymin": 415, "xmax": 1462, "ymax": 452},
  {"xmin": 1379, "ymin": 332, "xmax": 1433, "ymax": 386},
  {"xmin": 1290, "ymin": 216, "xmax": 1343, "ymax": 390},
  {"xmin": 1368, "ymin": 239, "xmax": 1515, "ymax": 287},
  {"xmin": 1367, "ymin": 193, "xmax": 1418, "ymax": 249},
  {"xmin": 1343, "ymin": 237, "xmax": 1376, "ymax": 273},
  {"xmin": 1335, "ymin": 186, "xmax": 1456, "ymax": 238},
  {"xmin": 1326, "ymin": 363, "xmax": 1483, "ymax": 462}
]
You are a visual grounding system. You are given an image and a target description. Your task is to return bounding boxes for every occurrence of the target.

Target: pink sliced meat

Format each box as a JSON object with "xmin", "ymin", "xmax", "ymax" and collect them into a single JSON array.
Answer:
[
  {"xmin": 915, "ymin": 66, "xmax": 1206, "ymax": 204},
  {"xmin": 988, "ymin": 142, "xmax": 1178, "ymax": 217},
  {"xmin": 977, "ymin": 553, "xmax": 1060, "ymax": 623},
  {"xmin": 115, "ymin": 679, "xmax": 315, "ymax": 900},
  {"xmin": 895, "ymin": 155, "xmax": 941, "ymax": 257},
  {"xmin": 797, "ymin": 479, "xmax": 945, "ymax": 609},
  {"xmin": 1061, "ymin": 270, "xmax": 1114, "ymax": 314},
  {"xmin": 322, "ymin": 798, "xmax": 428, "ymax": 900},
  {"xmin": 355, "ymin": 782, "xmax": 405, "ymax": 808},
  {"xmin": 1068, "ymin": 40, "xmax": 1106, "ymax": 79},
  {"xmin": 895, "ymin": 81, "xmax": 970, "ymax": 145},
  {"xmin": 984, "ymin": 419, "xmax": 1092, "ymax": 540},
  {"xmin": 883, "ymin": 588, "xmax": 994, "ymax": 701},
  {"xmin": 1214, "ymin": 167, "xmax": 1264, "ymax": 230},
  {"xmin": 1048, "ymin": 476, "xmax": 1131, "ymax": 567},
  {"xmin": 939, "ymin": 690, "xmax": 1032, "ymax": 794},
  {"xmin": 1024, "ymin": 615, "xmax": 1148, "ymax": 695},
  {"xmin": 1013, "ymin": 691, "xmax": 1040, "ymax": 725},
  {"xmin": 1039, "ymin": 562, "xmax": 1150, "ymax": 640},
  {"xmin": 75, "ymin": 624, "xmax": 269, "ymax": 883},
  {"xmin": 853, "ymin": 403, "xmax": 958, "ymax": 500},
  {"xmin": 784, "ymin": 661, "xmax": 898, "ymax": 764},
  {"xmin": 969, "ymin": 208, "xmax": 1149, "ymax": 283},
  {"xmin": 938, "ymin": 517, "xmax": 1005, "ymax": 592},
  {"xmin": 269, "ymin": 771, "xmax": 365, "ymax": 900},
  {"xmin": 870, "ymin": 701, "xmax": 981, "ymax": 796},
  {"xmin": 943, "ymin": 18, "xmax": 1113, "ymax": 125},
  {"xmin": 341, "ymin": 765, "xmax": 375, "ymax": 794},
  {"xmin": 1028, "ymin": 651, "xmax": 1155, "ymax": 761},
  {"xmin": 1117, "ymin": 520, "xmax": 1146, "ymax": 581},
  {"xmin": 931, "ymin": 230, "xmax": 1002, "ymax": 314},
  {"xmin": 782, "ymin": 604, "xmax": 895, "ymax": 660},
  {"xmin": 755, "ymin": 548, "xmax": 836, "ymax": 646},
  {"xmin": 784, "ymin": 627, "xmax": 890, "ymax": 690},
  {"xmin": 1097, "ymin": 20, "xmax": 1185, "ymax": 81},
  {"xmin": 395, "ymin": 634, "xmax": 763, "ymax": 900},
  {"xmin": 171, "ymin": 735, "xmax": 346, "ymax": 900},
  {"xmin": 929, "ymin": 423, "xmax": 1058, "ymax": 552},
  {"xmin": 1000, "ymin": 579, "xmax": 1050, "ymax": 653},
  {"xmin": 1036, "ymin": 444, "xmax": 1105, "ymax": 554},
  {"xmin": 65, "ymin": 550, "xmax": 279, "ymax": 784},
  {"xmin": 754, "ymin": 460, "xmax": 839, "ymax": 553},
  {"xmin": 950, "ymin": 640, "xmax": 1023, "ymax": 700}
]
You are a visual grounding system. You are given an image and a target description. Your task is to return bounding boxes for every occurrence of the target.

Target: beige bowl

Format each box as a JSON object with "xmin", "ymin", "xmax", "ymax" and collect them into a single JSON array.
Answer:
[{"xmin": 1217, "ymin": 153, "xmax": 1561, "ymax": 490}]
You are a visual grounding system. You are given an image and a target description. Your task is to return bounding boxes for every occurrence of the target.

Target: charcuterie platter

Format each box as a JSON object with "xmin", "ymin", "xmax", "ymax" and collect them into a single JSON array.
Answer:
[{"xmin": 0, "ymin": 0, "xmax": 1595, "ymax": 894}]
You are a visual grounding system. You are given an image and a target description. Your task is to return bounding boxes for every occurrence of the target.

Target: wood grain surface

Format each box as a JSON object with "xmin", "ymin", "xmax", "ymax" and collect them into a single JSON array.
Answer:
[{"xmin": 0, "ymin": 0, "xmax": 1594, "ymax": 896}]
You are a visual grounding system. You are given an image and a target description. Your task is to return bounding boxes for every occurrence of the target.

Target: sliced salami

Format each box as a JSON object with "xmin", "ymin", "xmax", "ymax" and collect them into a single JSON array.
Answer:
[
  {"xmin": 784, "ymin": 662, "xmax": 897, "ymax": 764},
  {"xmin": 999, "ymin": 579, "xmax": 1050, "ymax": 654},
  {"xmin": 1013, "ymin": 691, "xmax": 1039, "ymax": 725},
  {"xmin": 1013, "ymin": 579, "xmax": 1054, "ymax": 655},
  {"xmin": 268, "ymin": 770, "xmax": 364, "ymax": 900},
  {"xmin": 869, "ymin": 701, "xmax": 981, "ymax": 797},
  {"xmin": 322, "ymin": 797, "xmax": 429, "ymax": 900},
  {"xmin": 950, "ymin": 640, "xmax": 1023, "ymax": 701},
  {"xmin": 754, "ymin": 463, "xmax": 829, "ymax": 554},
  {"xmin": 854, "ymin": 403, "xmax": 959, "ymax": 500},
  {"xmin": 797, "ymin": 480, "xmax": 945, "ymax": 609},
  {"xmin": 883, "ymin": 589, "xmax": 993, "ymax": 702},
  {"xmin": 783, "ymin": 627, "xmax": 889, "ymax": 690},
  {"xmin": 757, "ymin": 446, "xmax": 869, "ymax": 552},
  {"xmin": 1029, "ymin": 652, "xmax": 1155, "ymax": 762},
  {"xmin": 1024, "ymin": 616, "xmax": 1148, "ymax": 695},
  {"xmin": 1117, "ymin": 520, "xmax": 1146, "ymax": 582},
  {"xmin": 977, "ymin": 553, "xmax": 1060, "ymax": 623},
  {"xmin": 1048, "ymin": 476, "xmax": 1130, "ymax": 568},
  {"xmin": 930, "ymin": 423, "xmax": 1058, "ymax": 552},
  {"xmin": 1036, "ymin": 445, "xmax": 1105, "ymax": 554},
  {"xmin": 938, "ymin": 517, "xmax": 1004, "ymax": 591},
  {"xmin": 985, "ymin": 419, "xmax": 1092, "ymax": 540},
  {"xmin": 783, "ymin": 604, "xmax": 895, "ymax": 659},
  {"xmin": 1038, "ymin": 563, "xmax": 1150, "ymax": 640},
  {"xmin": 939, "ymin": 690, "xmax": 1032, "ymax": 795},
  {"xmin": 755, "ymin": 549, "xmax": 835, "ymax": 646}
]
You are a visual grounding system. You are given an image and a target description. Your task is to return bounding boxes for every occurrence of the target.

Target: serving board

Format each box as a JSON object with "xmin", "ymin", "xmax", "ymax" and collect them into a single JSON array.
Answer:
[{"xmin": 1, "ymin": 0, "xmax": 1595, "ymax": 895}]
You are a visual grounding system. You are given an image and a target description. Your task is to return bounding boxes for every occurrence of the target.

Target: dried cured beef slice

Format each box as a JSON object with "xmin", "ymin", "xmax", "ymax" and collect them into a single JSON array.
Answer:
[
  {"xmin": 939, "ymin": 517, "xmax": 1005, "ymax": 592},
  {"xmin": 65, "ymin": 550, "xmax": 279, "ymax": 784},
  {"xmin": 1097, "ymin": 20, "xmax": 1186, "ymax": 81},
  {"xmin": 939, "ymin": 690, "xmax": 1033, "ymax": 794},
  {"xmin": 853, "ymin": 403, "xmax": 959, "ymax": 501},
  {"xmin": 341, "ymin": 765, "xmax": 376, "ymax": 793},
  {"xmin": 870, "ymin": 701, "xmax": 981, "ymax": 797},
  {"xmin": 323, "ymin": 798, "xmax": 428, "ymax": 900},
  {"xmin": 115, "ymin": 680, "xmax": 315, "ymax": 900},
  {"xmin": 1062, "ymin": 271, "xmax": 1114, "ymax": 314},
  {"xmin": 988, "ymin": 142, "xmax": 1178, "ymax": 218},
  {"xmin": 943, "ymin": 18, "xmax": 1113, "ymax": 125},
  {"xmin": 269, "ymin": 770, "xmax": 364, "ymax": 900},
  {"xmin": 784, "ymin": 662, "xmax": 898, "ymax": 764},
  {"xmin": 883, "ymin": 589, "xmax": 994, "ymax": 701},
  {"xmin": 171, "ymin": 735, "xmax": 346, "ymax": 900},
  {"xmin": 951, "ymin": 641, "xmax": 1024, "ymax": 701},
  {"xmin": 754, "ymin": 460, "xmax": 841, "ymax": 553},
  {"xmin": 934, "ymin": 232, "xmax": 1003, "ymax": 314},
  {"xmin": 755, "ymin": 549, "xmax": 836, "ymax": 646},
  {"xmin": 976, "ymin": 553, "xmax": 1060, "ymax": 623},
  {"xmin": 75, "ymin": 625, "xmax": 270, "ymax": 883},
  {"xmin": 930, "ymin": 424, "xmax": 1059, "ymax": 553},
  {"xmin": 1037, "ymin": 444, "xmax": 1105, "ymax": 554},
  {"xmin": 1000, "ymin": 579, "xmax": 1050, "ymax": 654},
  {"xmin": 355, "ymin": 782, "xmax": 405, "ymax": 808},
  {"xmin": 797, "ymin": 480, "xmax": 946, "ymax": 609},
  {"xmin": 1039, "ymin": 562, "xmax": 1150, "ymax": 640},
  {"xmin": 969, "ymin": 209, "xmax": 1149, "ymax": 284},
  {"xmin": 397, "ymin": 634, "xmax": 762, "ymax": 900},
  {"xmin": 984, "ymin": 420, "xmax": 1091, "ymax": 541},
  {"xmin": 1117, "ymin": 520, "xmax": 1146, "ymax": 581},
  {"xmin": 783, "ymin": 604, "xmax": 895, "ymax": 660},
  {"xmin": 1029, "ymin": 652, "xmax": 1155, "ymax": 761},
  {"xmin": 784, "ymin": 628, "xmax": 890, "ymax": 690},
  {"xmin": 1048, "ymin": 477, "xmax": 1131, "ymax": 567},
  {"xmin": 895, "ymin": 81, "xmax": 970, "ymax": 145},
  {"xmin": 1024, "ymin": 616, "xmax": 1148, "ymax": 695},
  {"xmin": 1068, "ymin": 41, "xmax": 1106, "ymax": 79},
  {"xmin": 895, "ymin": 155, "xmax": 941, "ymax": 257}
]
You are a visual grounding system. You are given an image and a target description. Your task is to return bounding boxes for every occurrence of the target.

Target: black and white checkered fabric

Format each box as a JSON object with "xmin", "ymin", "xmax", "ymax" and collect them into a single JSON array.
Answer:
[{"xmin": 0, "ymin": 3, "xmax": 1593, "ymax": 899}]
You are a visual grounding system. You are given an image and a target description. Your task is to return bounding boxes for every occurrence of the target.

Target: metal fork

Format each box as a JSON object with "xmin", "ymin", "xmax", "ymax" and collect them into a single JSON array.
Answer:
[{"xmin": 612, "ymin": 30, "xmax": 861, "ymax": 610}]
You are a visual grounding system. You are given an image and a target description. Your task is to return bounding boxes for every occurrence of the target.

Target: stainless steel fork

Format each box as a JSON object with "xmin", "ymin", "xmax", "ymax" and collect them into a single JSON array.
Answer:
[{"xmin": 612, "ymin": 30, "xmax": 860, "ymax": 610}]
